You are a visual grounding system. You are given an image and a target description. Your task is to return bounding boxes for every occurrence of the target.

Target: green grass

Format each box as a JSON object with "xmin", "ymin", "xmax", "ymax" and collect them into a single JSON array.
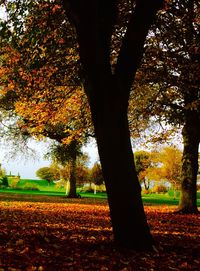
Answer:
[
  {"xmin": 18, "ymin": 179, "xmax": 59, "ymax": 190},
  {"xmin": 17, "ymin": 179, "xmax": 49, "ymax": 186},
  {"xmin": 0, "ymin": 188, "xmax": 65, "ymax": 196},
  {"xmin": 142, "ymin": 192, "xmax": 200, "ymax": 206},
  {"xmin": 142, "ymin": 193, "xmax": 179, "ymax": 206},
  {"xmin": 1, "ymin": 178, "xmax": 200, "ymax": 206},
  {"xmin": 80, "ymin": 192, "xmax": 108, "ymax": 199},
  {"xmin": 1, "ymin": 189, "xmax": 200, "ymax": 206},
  {"xmin": 10, "ymin": 178, "xmax": 66, "ymax": 192}
]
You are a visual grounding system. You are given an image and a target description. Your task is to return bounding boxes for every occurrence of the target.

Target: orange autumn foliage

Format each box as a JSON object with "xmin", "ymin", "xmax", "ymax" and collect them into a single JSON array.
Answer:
[{"xmin": 0, "ymin": 1, "xmax": 92, "ymax": 145}]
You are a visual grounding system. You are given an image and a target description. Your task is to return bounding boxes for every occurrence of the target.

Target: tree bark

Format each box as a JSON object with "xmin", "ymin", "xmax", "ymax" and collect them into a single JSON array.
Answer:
[
  {"xmin": 177, "ymin": 0, "xmax": 200, "ymax": 214},
  {"xmin": 177, "ymin": 111, "xmax": 199, "ymax": 214},
  {"xmin": 67, "ymin": 153, "xmax": 78, "ymax": 198},
  {"xmin": 143, "ymin": 178, "xmax": 150, "ymax": 190},
  {"xmin": 90, "ymin": 89, "xmax": 153, "ymax": 249},
  {"xmin": 62, "ymin": 0, "xmax": 163, "ymax": 249}
]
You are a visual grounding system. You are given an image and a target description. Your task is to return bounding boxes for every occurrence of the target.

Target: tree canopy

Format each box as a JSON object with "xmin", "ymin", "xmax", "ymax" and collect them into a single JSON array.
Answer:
[
  {"xmin": 36, "ymin": 166, "xmax": 59, "ymax": 184},
  {"xmin": 0, "ymin": 0, "xmax": 92, "ymax": 147},
  {"xmin": 129, "ymin": 0, "xmax": 199, "ymax": 213}
]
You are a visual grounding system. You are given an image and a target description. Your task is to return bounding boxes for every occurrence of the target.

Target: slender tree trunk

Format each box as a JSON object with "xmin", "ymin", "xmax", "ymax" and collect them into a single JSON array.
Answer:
[
  {"xmin": 178, "ymin": 114, "xmax": 199, "ymax": 213},
  {"xmin": 94, "ymin": 184, "xmax": 96, "ymax": 194},
  {"xmin": 67, "ymin": 154, "xmax": 78, "ymax": 198},
  {"xmin": 65, "ymin": 180, "xmax": 70, "ymax": 195},
  {"xmin": 177, "ymin": 1, "xmax": 199, "ymax": 213},
  {"xmin": 143, "ymin": 178, "xmax": 150, "ymax": 190}
]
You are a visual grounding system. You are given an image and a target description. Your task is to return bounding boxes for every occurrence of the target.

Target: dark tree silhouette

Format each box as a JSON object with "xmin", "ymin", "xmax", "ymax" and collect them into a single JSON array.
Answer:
[{"xmin": 62, "ymin": 0, "xmax": 163, "ymax": 249}]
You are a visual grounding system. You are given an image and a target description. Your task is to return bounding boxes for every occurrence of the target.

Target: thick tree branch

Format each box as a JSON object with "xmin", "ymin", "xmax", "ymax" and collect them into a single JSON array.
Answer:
[
  {"xmin": 62, "ymin": 0, "xmax": 116, "ymax": 85},
  {"xmin": 115, "ymin": 0, "xmax": 164, "ymax": 100}
]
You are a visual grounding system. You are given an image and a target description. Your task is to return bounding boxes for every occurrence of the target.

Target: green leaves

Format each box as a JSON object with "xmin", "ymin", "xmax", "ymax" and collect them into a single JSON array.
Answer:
[{"xmin": 35, "ymin": 167, "xmax": 59, "ymax": 184}]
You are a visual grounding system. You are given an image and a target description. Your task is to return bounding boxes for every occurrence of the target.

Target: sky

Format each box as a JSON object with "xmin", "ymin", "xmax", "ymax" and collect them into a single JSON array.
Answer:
[{"xmin": 0, "ymin": 139, "xmax": 99, "ymax": 179}]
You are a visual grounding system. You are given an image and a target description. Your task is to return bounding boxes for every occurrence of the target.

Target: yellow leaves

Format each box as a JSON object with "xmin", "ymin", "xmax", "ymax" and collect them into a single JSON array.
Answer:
[
  {"xmin": 145, "ymin": 167, "xmax": 163, "ymax": 182},
  {"xmin": 7, "ymin": 82, "xmax": 15, "ymax": 90},
  {"xmin": 0, "ymin": 29, "xmax": 90, "ymax": 146},
  {"xmin": 14, "ymin": 79, "xmax": 84, "ymax": 126},
  {"xmin": 14, "ymin": 86, "xmax": 89, "ymax": 143},
  {"xmin": 61, "ymin": 128, "xmax": 83, "ymax": 145},
  {"xmin": 0, "ymin": 66, "xmax": 8, "ymax": 79},
  {"xmin": 1, "ymin": 46, "xmax": 20, "ymax": 65},
  {"xmin": 135, "ymin": 146, "xmax": 182, "ymax": 185},
  {"xmin": 26, "ymin": 266, "xmax": 45, "ymax": 271}
]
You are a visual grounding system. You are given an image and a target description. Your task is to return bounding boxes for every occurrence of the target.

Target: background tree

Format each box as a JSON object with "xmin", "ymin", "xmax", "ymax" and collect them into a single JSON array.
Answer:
[
  {"xmin": 140, "ymin": 146, "xmax": 182, "ymax": 193},
  {"xmin": 36, "ymin": 166, "xmax": 59, "ymax": 185},
  {"xmin": 156, "ymin": 146, "xmax": 182, "ymax": 190},
  {"xmin": 57, "ymin": 159, "xmax": 89, "ymax": 194},
  {"xmin": 0, "ymin": 163, "xmax": 9, "ymax": 187},
  {"xmin": 88, "ymin": 162, "xmax": 104, "ymax": 193},
  {"xmin": 76, "ymin": 154, "xmax": 90, "ymax": 186},
  {"xmin": 45, "ymin": 140, "xmax": 83, "ymax": 197},
  {"xmin": 134, "ymin": 150, "xmax": 152, "ymax": 190},
  {"xmin": 0, "ymin": 0, "xmax": 92, "ymax": 143},
  {"xmin": 90, "ymin": 162, "xmax": 104, "ymax": 186},
  {"xmin": 0, "ymin": 163, "xmax": 5, "ymax": 177},
  {"xmin": 0, "ymin": 0, "xmax": 92, "ymax": 197},
  {"xmin": 1, "ymin": 176, "xmax": 9, "ymax": 187},
  {"xmin": 129, "ymin": 0, "xmax": 199, "ymax": 213}
]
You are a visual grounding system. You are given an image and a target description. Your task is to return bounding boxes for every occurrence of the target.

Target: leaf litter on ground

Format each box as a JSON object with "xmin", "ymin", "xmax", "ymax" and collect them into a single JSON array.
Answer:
[{"xmin": 0, "ymin": 193, "xmax": 199, "ymax": 270}]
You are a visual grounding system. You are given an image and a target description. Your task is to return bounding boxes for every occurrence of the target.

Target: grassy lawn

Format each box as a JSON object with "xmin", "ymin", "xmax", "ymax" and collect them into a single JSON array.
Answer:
[
  {"xmin": 0, "ymin": 190, "xmax": 200, "ymax": 206},
  {"xmin": 1, "ymin": 178, "xmax": 199, "ymax": 206},
  {"xmin": 142, "ymin": 193, "xmax": 180, "ymax": 206},
  {"xmin": 10, "ymin": 178, "xmax": 65, "ymax": 192}
]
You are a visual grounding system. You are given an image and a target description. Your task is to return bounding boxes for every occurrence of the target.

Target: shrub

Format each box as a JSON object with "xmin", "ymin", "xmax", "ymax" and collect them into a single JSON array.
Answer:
[
  {"xmin": 142, "ymin": 189, "xmax": 151, "ymax": 195},
  {"xmin": 9, "ymin": 178, "xmax": 20, "ymax": 189},
  {"xmin": 80, "ymin": 183, "xmax": 106, "ymax": 193},
  {"xmin": 152, "ymin": 184, "xmax": 168, "ymax": 193},
  {"xmin": 1, "ymin": 176, "xmax": 9, "ymax": 187},
  {"xmin": 23, "ymin": 183, "xmax": 40, "ymax": 191},
  {"xmin": 81, "ymin": 186, "xmax": 95, "ymax": 193}
]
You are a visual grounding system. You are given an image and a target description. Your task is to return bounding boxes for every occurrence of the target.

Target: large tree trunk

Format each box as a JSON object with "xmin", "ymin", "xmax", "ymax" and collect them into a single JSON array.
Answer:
[
  {"xmin": 178, "ymin": 112, "xmax": 199, "ymax": 214},
  {"xmin": 62, "ymin": 0, "xmax": 163, "ymax": 249},
  {"xmin": 90, "ymin": 86, "xmax": 153, "ymax": 249}
]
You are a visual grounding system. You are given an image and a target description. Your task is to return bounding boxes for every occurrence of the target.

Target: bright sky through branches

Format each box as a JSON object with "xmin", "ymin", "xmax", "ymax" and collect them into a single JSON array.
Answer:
[{"xmin": 0, "ymin": 140, "xmax": 98, "ymax": 179}]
